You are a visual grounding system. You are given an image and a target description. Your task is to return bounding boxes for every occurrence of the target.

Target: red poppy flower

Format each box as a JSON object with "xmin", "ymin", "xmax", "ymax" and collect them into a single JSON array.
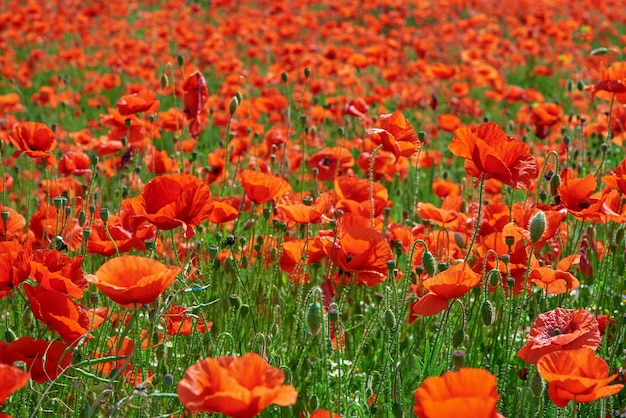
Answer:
[
  {"xmin": 537, "ymin": 348, "xmax": 624, "ymax": 407},
  {"xmin": 324, "ymin": 226, "xmax": 394, "ymax": 287},
  {"xmin": 413, "ymin": 368, "xmax": 503, "ymax": 418},
  {"xmin": 177, "ymin": 352, "xmax": 298, "ymax": 418},
  {"xmin": 308, "ymin": 147, "xmax": 355, "ymax": 182},
  {"xmin": 182, "ymin": 70, "xmax": 209, "ymax": 138},
  {"xmin": 366, "ymin": 110, "xmax": 420, "ymax": 161},
  {"xmin": 86, "ymin": 255, "xmax": 180, "ymax": 308},
  {"xmin": 8, "ymin": 122, "xmax": 57, "ymax": 165},
  {"xmin": 0, "ymin": 363, "xmax": 30, "ymax": 406},
  {"xmin": 29, "ymin": 249, "xmax": 86, "ymax": 299},
  {"xmin": 0, "ymin": 205, "xmax": 25, "ymax": 242},
  {"xmin": 334, "ymin": 176, "xmax": 389, "ymax": 219},
  {"xmin": 530, "ymin": 254, "xmax": 580, "ymax": 294},
  {"xmin": 239, "ymin": 170, "xmax": 292, "ymax": 205},
  {"xmin": 0, "ymin": 337, "xmax": 72, "ymax": 384},
  {"xmin": 557, "ymin": 171, "xmax": 607, "ymax": 221},
  {"xmin": 116, "ymin": 89, "xmax": 159, "ymax": 116},
  {"xmin": 603, "ymin": 157, "xmax": 626, "ymax": 194},
  {"xmin": 585, "ymin": 61, "xmax": 626, "ymax": 103},
  {"xmin": 163, "ymin": 305, "xmax": 211, "ymax": 336},
  {"xmin": 280, "ymin": 237, "xmax": 325, "ymax": 284},
  {"xmin": 517, "ymin": 308, "xmax": 600, "ymax": 365},
  {"xmin": 410, "ymin": 263, "xmax": 481, "ymax": 319},
  {"xmin": 343, "ymin": 97, "xmax": 370, "ymax": 122},
  {"xmin": 24, "ymin": 284, "xmax": 103, "ymax": 345},
  {"xmin": 130, "ymin": 173, "xmax": 213, "ymax": 239},
  {"xmin": 58, "ymin": 150, "xmax": 92, "ymax": 177},
  {"xmin": 275, "ymin": 192, "xmax": 333, "ymax": 225},
  {"xmin": 448, "ymin": 121, "xmax": 537, "ymax": 189}
]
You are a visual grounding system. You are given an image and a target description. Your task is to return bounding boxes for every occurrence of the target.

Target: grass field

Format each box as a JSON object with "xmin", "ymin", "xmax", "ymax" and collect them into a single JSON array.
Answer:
[{"xmin": 1, "ymin": 0, "xmax": 626, "ymax": 417}]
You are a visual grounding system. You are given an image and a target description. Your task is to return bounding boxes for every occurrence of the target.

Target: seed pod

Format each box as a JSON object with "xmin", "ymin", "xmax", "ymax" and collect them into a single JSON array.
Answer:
[
  {"xmin": 481, "ymin": 300, "xmax": 494, "ymax": 326},
  {"xmin": 392, "ymin": 402, "xmax": 404, "ymax": 418},
  {"xmin": 306, "ymin": 302, "xmax": 322, "ymax": 336}
]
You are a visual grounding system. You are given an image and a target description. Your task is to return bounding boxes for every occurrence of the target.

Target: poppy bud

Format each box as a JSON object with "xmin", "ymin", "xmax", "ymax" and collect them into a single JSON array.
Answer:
[
  {"xmin": 488, "ymin": 269, "xmax": 501, "ymax": 287},
  {"xmin": 616, "ymin": 227, "xmax": 625, "ymax": 245},
  {"xmin": 506, "ymin": 276, "xmax": 515, "ymax": 289},
  {"xmin": 164, "ymin": 373, "xmax": 174, "ymax": 386},
  {"xmin": 383, "ymin": 309, "xmax": 396, "ymax": 330},
  {"xmin": 576, "ymin": 80, "xmax": 584, "ymax": 91},
  {"xmin": 549, "ymin": 173, "xmax": 561, "ymax": 197},
  {"xmin": 500, "ymin": 254, "xmax": 510, "ymax": 264},
  {"xmin": 418, "ymin": 131, "xmax": 426, "ymax": 141},
  {"xmin": 22, "ymin": 311, "xmax": 33, "ymax": 328},
  {"xmin": 453, "ymin": 232, "xmax": 465, "ymax": 249},
  {"xmin": 239, "ymin": 304, "xmax": 250, "ymax": 317},
  {"xmin": 124, "ymin": 118, "xmax": 132, "ymax": 128},
  {"xmin": 309, "ymin": 394, "xmax": 319, "ymax": 411},
  {"xmin": 422, "ymin": 250, "xmax": 437, "ymax": 277},
  {"xmin": 452, "ymin": 328, "xmax": 465, "ymax": 347},
  {"xmin": 155, "ymin": 343, "xmax": 166, "ymax": 362},
  {"xmin": 481, "ymin": 300, "xmax": 494, "ymax": 326},
  {"xmin": 53, "ymin": 196, "xmax": 64, "ymax": 210},
  {"xmin": 4, "ymin": 327, "xmax": 17, "ymax": 343},
  {"xmin": 452, "ymin": 349, "xmax": 465, "ymax": 370},
  {"xmin": 529, "ymin": 210, "xmax": 546, "ymax": 243},
  {"xmin": 235, "ymin": 91, "xmax": 242, "ymax": 104},
  {"xmin": 90, "ymin": 291, "xmax": 99, "ymax": 305},
  {"xmin": 83, "ymin": 228, "xmax": 91, "ymax": 241},
  {"xmin": 529, "ymin": 372, "xmax": 544, "ymax": 397},
  {"xmin": 392, "ymin": 402, "xmax": 404, "ymax": 418},
  {"xmin": 337, "ymin": 127, "xmax": 345, "ymax": 137},
  {"xmin": 306, "ymin": 302, "xmax": 322, "ymax": 336},
  {"xmin": 177, "ymin": 55, "xmax": 184, "ymax": 66},
  {"xmin": 229, "ymin": 96, "xmax": 238, "ymax": 116},
  {"xmin": 281, "ymin": 72, "xmax": 288, "ymax": 83},
  {"xmin": 1, "ymin": 210, "xmax": 8, "ymax": 224},
  {"xmin": 160, "ymin": 73, "xmax": 169, "ymax": 90},
  {"xmin": 304, "ymin": 67, "xmax": 311, "ymax": 78},
  {"xmin": 328, "ymin": 303, "xmax": 339, "ymax": 322},
  {"xmin": 77, "ymin": 210, "xmax": 86, "ymax": 227}
]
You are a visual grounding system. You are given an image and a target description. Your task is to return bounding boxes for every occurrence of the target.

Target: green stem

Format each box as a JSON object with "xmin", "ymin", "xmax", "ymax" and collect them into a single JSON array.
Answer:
[{"xmin": 464, "ymin": 173, "xmax": 487, "ymax": 263}]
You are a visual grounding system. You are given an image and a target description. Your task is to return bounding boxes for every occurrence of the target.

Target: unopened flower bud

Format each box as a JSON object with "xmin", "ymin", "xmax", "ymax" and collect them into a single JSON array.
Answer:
[
  {"xmin": 529, "ymin": 210, "xmax": 546, "ymax": 243},
  {"xmin": 306, "ymin": 302, "xmax": 322, "ymax": 336}
]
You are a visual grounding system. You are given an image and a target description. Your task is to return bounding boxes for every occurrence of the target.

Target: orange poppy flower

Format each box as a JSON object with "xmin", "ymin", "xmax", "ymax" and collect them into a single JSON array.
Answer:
[
  {"xmin": 275, "ymin": 192, "xmax": 333, "ymax": 225},
  {"xmin": 437, "ymin": 114, "xmax": 461, "ymax": 132},
  {"xmin": 413, "ymin": 368, "xmax": 503, "ymax": 418},
  {"xmin": 448, "ymin": 121, "xmax": 537, "ymax": 189},
  {"xmin": 308, "ymin": 147, "xmax": 355, "ymax": 181},
  {"xmin": 130, "ymin": 173, "xmax": 213, "ymax": 239},
  {"xmin": 0, "ymin": 337, "xmax": 72, "ymax": 384},
  {"xmin": 24, "ymin": 284, "xmax": 103, "ymax": 345},
  {"xmin": 0, "ymin": 363, "xmax": 29, "ymax": 406},
  {"xmin": 324, "ymin": 226, "xmax": 394, "ymax": 287},
  {"xmin": 8, "ymin": 121, "xmax": 57, "ymax": 165},
  {"xmin": 343, "ymin": 97, "xmax": 370, "ymax": 122},
  {"xmin": 182, "ymin": 70, "xmax": 209, "ymax": 138},
  {"xmin": 58, "ymin": 150, "xmax": 92, "ymax": 177},
  {"xmin": 86, "ymin": 255, "xmax": 180, "ymax": 308},
  {"xmin": 537, "ymin": 348, "xmax": 624, "ymax": 407},
  {"xmin": 163, "ymin": 305, "xmax": 211, "ymax": 335},
  {"xmin": 280, "ymin": 237, "xmax": 325, "ymax": 284},
  {"xmin": 530, "ymin": 254, "xmax": 580, "ymax": 294},
  {"xmin": 116, "ymin": 88, "xmax": 159, "ymax": 116},
  {"xmin": 530, "ymin": 102, "xmax": 562, "ymax": 139},
  {"xmin": 366, "ymin": 110, "xmax": 420, "ymax": 161},
  {"xmin": 0, "ymin": 205, "xmax": 25, "ymax": 242},
  {"xmin": 334, "ymin": 176, "xmax": 389, "ymax": 219},
  {"xmin": 585, "ymin": 61, "xmax": 626, "ymax": 104},
  {"xmin": 517, "ymin": 308, "xmax": 600, "ymax": 365},
  {"xmin": 239, "ymin": 170, "xmax": 292, "ymax": 205},
  {"xmin": 29, "ymin": 249, "xmax": 86, "ymax": 299},
  {"xmin": 410, "ymin": 263, "xmax": 481, "ymax": 319},
  {"xmin": 93, "ymin": 336, "xmax": 150, "ymax": 385},
  {"xmin": 177, "ymin": 352, "xmax": 298, "ymax": 418},
  {"xmin": 557, "ymin": 171, "xmax": 607, "ymax": 221},
  {"xmin": 602, "ymin": 157, "xmax": 626, "ymax": 195}
]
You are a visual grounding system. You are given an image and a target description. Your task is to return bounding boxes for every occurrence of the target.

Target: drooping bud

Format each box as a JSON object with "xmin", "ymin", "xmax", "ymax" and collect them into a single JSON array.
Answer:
[
  {"xmin": 549, "ymin": 173, "xmax": 561, "ymax": 197},
  {"xmin": 422, "ymin": 250, "xmax": 437, "ymax": 277},
  {"xmin": 452, "ymin": 328, "xmax": 465, "ymax": 347},
  {"xmin": 383, "ymin": 309, "xmax": 396, "ymax": 331},
  {"xmin": 306, "ymin": 302, "xmax": 322, "ymax": 336},
  {"xmin": 481, "ymin": 300, "xmax": 494, "ymax": 326},
  {"xmin": 529, "ymin": 373, "xmax": 545, "ymax": 397},
  {"xmin": 229, "ymin": 96, "xmax": 238, "ymax": 116}
]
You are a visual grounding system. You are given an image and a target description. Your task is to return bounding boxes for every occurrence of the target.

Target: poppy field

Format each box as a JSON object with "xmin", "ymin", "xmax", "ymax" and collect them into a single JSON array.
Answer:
[{"xmin": 3, "ymin": 0, "xmax": 626, "ymax": 417}]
